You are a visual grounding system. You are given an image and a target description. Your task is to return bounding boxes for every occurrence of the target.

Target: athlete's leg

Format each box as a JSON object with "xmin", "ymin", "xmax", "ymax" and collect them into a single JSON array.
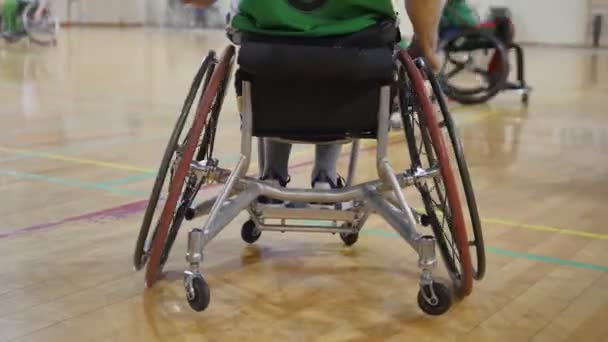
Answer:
[
  {"xmin": 262, "ymin": 139, "xmax": 292, "ymax": 183},
  {"xmin": 311, "ymin": 144, "xmax": 342, "ymax": 187}
]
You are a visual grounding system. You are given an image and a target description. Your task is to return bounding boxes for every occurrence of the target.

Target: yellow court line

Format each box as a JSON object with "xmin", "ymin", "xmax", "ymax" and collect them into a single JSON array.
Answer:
[
  {"xmin": 482, "ymin": 217, "xmax": 608, "ymax": 240},
  {"xmin": 0, "ymin": 146, "xmax": 155, "ymax": 173}
]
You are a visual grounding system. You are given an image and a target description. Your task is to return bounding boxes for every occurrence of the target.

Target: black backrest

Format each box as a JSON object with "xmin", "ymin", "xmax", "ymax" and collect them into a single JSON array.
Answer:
[{"xmin": 236, "ymin": 21, "xmax": 397, "ymax": 140}]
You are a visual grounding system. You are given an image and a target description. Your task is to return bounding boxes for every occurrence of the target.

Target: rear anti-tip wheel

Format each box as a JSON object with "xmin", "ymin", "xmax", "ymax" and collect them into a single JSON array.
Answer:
[
  {"xmin": 241, "ymin": 220, "xmax": 261, "ymax": 244},
  {"xmin": 339, "ymin": 232, "xmax": 358, "ymax": 246},
  {"xmin": 186, "ymin": 276, "xmax": 211, "ymax": 312},
  {"xmin": 417, "ymin": 282, "xmax": 452, "ymax": 316}
]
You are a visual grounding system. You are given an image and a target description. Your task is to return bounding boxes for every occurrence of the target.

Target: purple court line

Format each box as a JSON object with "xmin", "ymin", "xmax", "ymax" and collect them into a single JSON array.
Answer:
[
  {"xmin": 0, "ymin": 200, "xmax": 149, "ymax": 240},
  {"xmin": 1, "ymin": 136, "xmax": 404, "ymax": 240}
]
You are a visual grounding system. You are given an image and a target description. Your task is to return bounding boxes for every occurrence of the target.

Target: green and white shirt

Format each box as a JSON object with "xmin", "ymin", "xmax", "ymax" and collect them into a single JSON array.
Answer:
[{"xmin": 229, "ymin": 0, "xmax": 396, "ymax": 37}]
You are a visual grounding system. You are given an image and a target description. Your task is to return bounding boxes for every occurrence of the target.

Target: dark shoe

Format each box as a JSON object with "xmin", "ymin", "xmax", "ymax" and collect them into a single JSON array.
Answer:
[
  {"xmin": 257, "ymin": 173, "xmax": 290, "ymax": 205},
  {"xmin": 311, "ymin": 172, "xmax": 350, "ymax": 209}
]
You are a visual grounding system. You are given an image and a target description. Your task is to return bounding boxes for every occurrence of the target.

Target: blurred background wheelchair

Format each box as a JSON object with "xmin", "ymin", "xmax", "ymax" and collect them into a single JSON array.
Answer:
[
  {"xmin": 438, "ymin": 1, "xmax": 531, "ymax": 105},
  {"xmin": 0, "ymin": 0, "xmax": 58, "ymax": 45}
]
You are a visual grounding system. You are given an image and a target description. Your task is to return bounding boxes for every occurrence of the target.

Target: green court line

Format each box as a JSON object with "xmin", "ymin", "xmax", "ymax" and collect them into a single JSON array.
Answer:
[
  {"xmin": 362, "ymin": 228, "xmax": 608, "ymax": 272},
  {"xmin": 100, "ymin": 173, "xmax": 158, "ymax": 186},
  {"xmin": 485, "ymin": 247, "xmax": 608, "ymax": 272},
  {"xmin": 0, "ymin": 170, "xmax": 147, "ymax": 197}
]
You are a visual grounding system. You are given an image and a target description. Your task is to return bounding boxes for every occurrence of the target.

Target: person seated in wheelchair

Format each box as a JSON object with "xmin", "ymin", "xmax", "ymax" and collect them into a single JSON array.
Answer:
[
  {"xmin": 184, "ymin": 0, "xmax": 447, "ymax": 203},
  {"xmin": 0, "ymin": 0, "xmax": 50, "ymax": 39},
  {"xmin": 439, "ymin": 0, "xmax": 514, "ymax": 44}
]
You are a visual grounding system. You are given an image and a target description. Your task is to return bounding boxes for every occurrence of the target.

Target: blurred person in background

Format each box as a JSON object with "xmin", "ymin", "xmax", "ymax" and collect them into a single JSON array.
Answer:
[{"xmin": 1, "ymin": 0, "xmax": 50, "ymax": 38}]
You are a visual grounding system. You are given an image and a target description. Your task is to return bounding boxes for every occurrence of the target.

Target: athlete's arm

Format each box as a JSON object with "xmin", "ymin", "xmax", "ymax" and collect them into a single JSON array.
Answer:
[{"xmin": 405, "ymin": 0, "xmax": 446, "ymax": 71}]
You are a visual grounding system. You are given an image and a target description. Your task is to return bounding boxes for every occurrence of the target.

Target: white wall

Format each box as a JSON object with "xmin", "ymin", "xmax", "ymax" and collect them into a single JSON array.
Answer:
[
  {"xmin": 51, "ymin": 0, "xmax": 145, "ymax": 25},
  {"xmin": 397, "ymin": 0, "xmax": 590, "ymax": 46},
  {"xmin": 50, "ymin": 0, "xmax": 597, "ymax": 46},
  {"xmin": 468, "ymin": 0, "xmax": 588, "ymax": 45}
]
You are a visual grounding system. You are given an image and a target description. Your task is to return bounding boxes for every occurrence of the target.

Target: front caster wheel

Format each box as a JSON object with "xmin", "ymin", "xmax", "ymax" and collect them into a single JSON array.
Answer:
[
  {"xmin": 339, "ymin": 232, "xmax": 358, "ymax": 246},
  {"xmin": 417, "ymin": 282, "xmax": 452, "ymax": 316},
  {"xmin": 241, "ymin": 220, "xmax": 261, "ymax": 244},
  {"xmin": 186, "ymin": 276, "xmax": 210, "ymax": 312}
]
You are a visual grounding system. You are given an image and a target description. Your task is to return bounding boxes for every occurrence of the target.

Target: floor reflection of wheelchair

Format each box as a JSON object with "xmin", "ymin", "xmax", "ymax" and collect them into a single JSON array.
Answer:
[
  {"xmin": 0, "ymin": 0, "xmax": 58, "ymax": 45},
  {"xmin": 439, "ymin": 16, "xmax": 531, "ymax": 105},
  {"xmin": 133, "ymin": 21, "xmax": 486, "ymax": 316}
]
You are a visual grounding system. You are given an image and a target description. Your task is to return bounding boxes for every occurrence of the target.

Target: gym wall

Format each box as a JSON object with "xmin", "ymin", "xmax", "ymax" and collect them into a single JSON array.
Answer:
[{"xmin": 48, "ymin": 0, "xmax": 601, "ymax": 47}]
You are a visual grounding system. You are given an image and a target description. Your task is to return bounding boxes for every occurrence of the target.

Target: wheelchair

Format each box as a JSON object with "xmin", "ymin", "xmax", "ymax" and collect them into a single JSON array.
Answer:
[
  {"xmin": 0, "ymin": 0, "xmax": 58, "ymax": 45},
  {"xmin": 438, "ymin": 14, "xmax": 530, "ymax": 104},
  {"xmin": 133, "ymin": 21, "xmax": 486, "ymax": 316}
]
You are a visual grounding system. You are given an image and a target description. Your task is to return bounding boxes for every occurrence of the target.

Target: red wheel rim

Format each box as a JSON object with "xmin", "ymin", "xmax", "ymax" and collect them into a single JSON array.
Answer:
[
  {"xmin": 144, "ymin": 45, "xmax": 236, "ymax": 287},
  {"xmin": 399, "ymin": 50, "xmax": 474, "ymax": 296}
]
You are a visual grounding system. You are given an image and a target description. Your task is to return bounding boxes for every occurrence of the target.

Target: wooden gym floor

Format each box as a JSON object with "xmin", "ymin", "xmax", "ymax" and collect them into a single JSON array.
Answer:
[{"xmin": 1, "ymin": 28, "xmax": 607, "ymax": 342}]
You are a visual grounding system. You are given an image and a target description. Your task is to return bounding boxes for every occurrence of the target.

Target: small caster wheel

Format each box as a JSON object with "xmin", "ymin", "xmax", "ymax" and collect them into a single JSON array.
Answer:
[
  {"xmin": 186, "ymin": 276, "xmax": 210, "ymax": 312},
  {"xmin": 339, "ymin": 232, "xmax": 358, "ymax": 246},
  {"xmin": 241, "ymin": 220, "xmax": 261, "ymax": 244},
  {"xmin": 420, "ymin": 214, "xmax": 431, "ymax": 227},
  {"xmin": 417, "ymin": 282, "xmax": 452, "ymax": 316},
  {"xmin": 522, "ymin": 93, "xmax": 529, "ymax": 105}
]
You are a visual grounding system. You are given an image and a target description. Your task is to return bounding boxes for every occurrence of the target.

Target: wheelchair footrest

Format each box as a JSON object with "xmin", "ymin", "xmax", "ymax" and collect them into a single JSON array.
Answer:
[
  {"xmin": 258, "ymin": 224, "xmax": 355, "ymax": 234},
  {"xmin": 260, "ymin": 207, "xmax": 355, "ymax": 222}
]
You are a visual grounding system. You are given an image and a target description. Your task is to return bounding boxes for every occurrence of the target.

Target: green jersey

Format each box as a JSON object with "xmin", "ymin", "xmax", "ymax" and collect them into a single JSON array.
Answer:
[{"xmin": 229, "ymin": 0, "xmax": 396, "ymax": 37}]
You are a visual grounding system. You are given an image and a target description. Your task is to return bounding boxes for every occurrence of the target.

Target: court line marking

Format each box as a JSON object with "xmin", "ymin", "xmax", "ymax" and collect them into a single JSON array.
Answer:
[
  {"xmin": 0, "ymin": 146, "xmax": 156, "ymax": 173},
  {"xmin": 0, "ymin": 135, "xmax": 165, "ymax": 164},
  {"xmin": 362, "ymin": 228, "xmax": 608, "ymax": 272},
  {"xmin": 0, "ymin": 170, "xmax": 147, "ymax": 197},
  {"xmin": 0, "ymin": 107, "xmax": 488, "ymax": 174},
  {"xmin": 3, "ymin": 111, "xmax": 607, "ymax": 242},
  {"xmin": 481, "ymin": 217, "xmax": 608, "ymax": 240}
]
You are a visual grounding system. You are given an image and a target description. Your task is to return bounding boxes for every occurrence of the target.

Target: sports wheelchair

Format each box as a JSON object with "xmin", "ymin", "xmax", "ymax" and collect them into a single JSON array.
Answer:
[
  {"xmin": 439, "ymin": 12, "xmax": 530, "ymax": 104},
  {"xmin": 0, "ymin": 0, "xmax": 58, "ymax": 45},
  {"xmin": 133, "ymin": 21, "xmax": 486, "ymax": 316}
]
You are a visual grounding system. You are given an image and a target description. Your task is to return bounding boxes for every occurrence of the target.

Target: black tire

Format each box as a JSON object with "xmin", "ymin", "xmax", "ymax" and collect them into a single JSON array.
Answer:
[
  {"xmin": 417, "ymin": 282, "xmax": 452, "ymax": 316},
  {"xmin": 241, "ymin": 220, "xmax": 261, "ymax": 244},
  {"xmin": 418, "ymin": 60, "xmax": 486, "ymax": 281},
  {"xmin": 187, "ymin": 277, "xmax": 211, "ymax": 312},
  {"xmin": 339, "ymin": 232, "xmax": 358, "ymax": 246},
  {"xmin": 439, "ymin": 29, "xmax": 509, "ymax": 104},
  {"xmin": 133, "ymin": 52, "xmax": 216, "ymax": 271}
]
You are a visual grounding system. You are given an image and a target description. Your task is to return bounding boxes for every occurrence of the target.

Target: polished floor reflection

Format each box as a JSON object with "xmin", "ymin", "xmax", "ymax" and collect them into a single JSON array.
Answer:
[{"xmin": 1, "ymin": 28, "xmax": 608, "ymax": 341}]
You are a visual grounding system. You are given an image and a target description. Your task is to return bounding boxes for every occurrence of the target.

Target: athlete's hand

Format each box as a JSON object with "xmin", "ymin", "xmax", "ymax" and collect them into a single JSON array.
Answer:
[
  {"xmin": 181, "ymin": 0, "xmax": 215, "ymax": 7},
  {"xmin": 408, "ymin": 36, "xmax": 441, "ymax": 72}
]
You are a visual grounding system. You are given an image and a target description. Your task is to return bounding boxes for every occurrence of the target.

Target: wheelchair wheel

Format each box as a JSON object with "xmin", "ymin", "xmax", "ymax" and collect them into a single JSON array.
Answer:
[
  {"xmin": 22, "ymin": 3, "xmax": 58, "ymax": 46},
  {"xmin": 133, "ymin": 51, "xmax": 216, "ymax": 271},
  {"xmin": 398, "ymin": 50, "xmax": 474, "ymax": 297},
  {"xmin": 439, "ymin": 29, "xmax": 509, "ymax": 104},
  {"xmin": 144, "ymin": 45, "xmax": 236, "ymax": 287},
  {"xmin": 416, "ymin": 59, "xmax": 486, "ymax": 281}
]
